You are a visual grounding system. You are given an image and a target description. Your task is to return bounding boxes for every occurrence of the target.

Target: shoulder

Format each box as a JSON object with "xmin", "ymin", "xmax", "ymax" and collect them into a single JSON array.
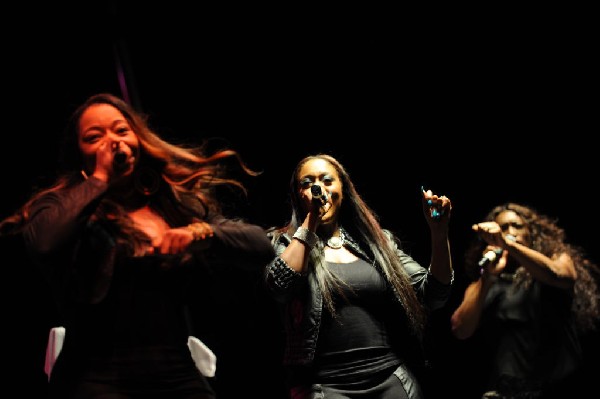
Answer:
[
  {"xmin": 381, "ymin": 228, "xmax": 401, "ymax": 249},
  {"xmin": 382, "ymin": 229, "xmax": 395, "ymax": 240}
]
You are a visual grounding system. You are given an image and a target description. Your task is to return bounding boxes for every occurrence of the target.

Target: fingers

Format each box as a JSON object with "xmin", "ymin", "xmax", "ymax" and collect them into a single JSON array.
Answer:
[
  {"xmin": 154, "ymin": 227, "xmax": 196, "ymax": 255},
  {"xmin": 472, "ymin": 222, "xmax": 500, "ymax": 234},
  {"xmin": 473, "ymin": 222, "xmax": 506, "ymax": 250},
  {"xmin": 422, "ymin": 187, "xmax": 451, "ymax": 220}
]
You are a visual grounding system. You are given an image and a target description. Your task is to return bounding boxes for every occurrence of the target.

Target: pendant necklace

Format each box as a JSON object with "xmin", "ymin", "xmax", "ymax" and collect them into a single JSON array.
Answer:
[{"xmin": 326, "ymin": 229, "xmax": 345, "ymax": 249}]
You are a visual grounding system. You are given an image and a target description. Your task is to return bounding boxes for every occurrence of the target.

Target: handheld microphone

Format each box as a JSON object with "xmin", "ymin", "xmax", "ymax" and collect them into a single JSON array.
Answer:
[
  {"xmin": 113, "ymin": 151, "xmax": 128, "ymax": 169},
  {"xmin": 478, "ymin": 234, "xmax": 516, "ymax": 269},
  {"xmin": 112, "ymin": 141, "xmax": 127, "ymax": 169},
  {"xmin": 310, "ymin": 185, "xmax": 328, "ymax": 206},
  {"xmin": 114, "ymin": 151, "xmax": 127, "ymax": 166},
  {"xmin": 478, "ymin": 248, "xmax": 503, "ymax": 268}
]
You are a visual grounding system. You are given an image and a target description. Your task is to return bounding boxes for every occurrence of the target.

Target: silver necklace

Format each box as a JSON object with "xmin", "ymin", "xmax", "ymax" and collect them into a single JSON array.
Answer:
[{"xmin": 326, "ymin": 230, "xmax": 345, "ymax": 249}]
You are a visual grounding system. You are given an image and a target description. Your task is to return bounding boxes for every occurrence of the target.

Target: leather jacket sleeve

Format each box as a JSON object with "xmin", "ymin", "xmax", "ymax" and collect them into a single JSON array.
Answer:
[
  {"xmin": 23, "ymin": 176, "xmax": 109, "ymax": 258},
  {"xmin": 23, "ymin": 176, "xmax": 275, "ymax": 305},
  {"xmin": 385, "ymin": 230, "xmax": 452, "ymax": 310}
]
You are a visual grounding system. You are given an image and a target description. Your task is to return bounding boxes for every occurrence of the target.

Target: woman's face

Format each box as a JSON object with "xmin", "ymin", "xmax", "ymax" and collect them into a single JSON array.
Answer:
[
  {"xmin": 78, "ymin": 103, "xmax": 140, "ymax": 176},
  {"xmin": 297, "ymin": 158, "xmax": 343, "ymax": 226},
  {"xmin": 495, "ymin": 210, "xmax": 532, "ymax": 246}
]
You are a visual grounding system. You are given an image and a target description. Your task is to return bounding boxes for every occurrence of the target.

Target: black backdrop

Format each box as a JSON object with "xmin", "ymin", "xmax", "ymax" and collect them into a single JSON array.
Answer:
[{"xmin": 4, "ymin": 5, "xmax": 598, "ymax": 398}]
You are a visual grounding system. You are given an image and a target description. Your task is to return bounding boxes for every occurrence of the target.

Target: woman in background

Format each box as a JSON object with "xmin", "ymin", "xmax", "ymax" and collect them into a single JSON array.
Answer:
[{"xmin": 451, "ymin": 202, "xmax": 600, "ymax": 398}]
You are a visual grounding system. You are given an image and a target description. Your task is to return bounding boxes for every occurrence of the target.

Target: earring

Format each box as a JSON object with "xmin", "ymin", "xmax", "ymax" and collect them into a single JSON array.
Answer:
[{"xmin": 134, "ymin": 167, "xmax": 160, "ymax": 196}]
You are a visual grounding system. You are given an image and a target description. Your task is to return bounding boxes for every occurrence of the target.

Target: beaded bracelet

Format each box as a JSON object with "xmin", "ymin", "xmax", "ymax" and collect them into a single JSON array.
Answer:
[
  {"xmin": 292, "ymin": 227, "xmax": 319, "ymax": 250},
  {"xmin": 187, "ymin": 222, "xmax": 214, "ymax": 241}
]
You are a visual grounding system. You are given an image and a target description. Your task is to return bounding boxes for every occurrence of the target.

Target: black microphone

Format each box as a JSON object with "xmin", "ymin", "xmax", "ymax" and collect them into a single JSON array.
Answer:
[
  {"xmin": 310, "ymin": 184, "xmax": 328, "ymax": 206},
  {"xmin": 113, "ymin": 151, "xmax": 127, "ymax": 168}
]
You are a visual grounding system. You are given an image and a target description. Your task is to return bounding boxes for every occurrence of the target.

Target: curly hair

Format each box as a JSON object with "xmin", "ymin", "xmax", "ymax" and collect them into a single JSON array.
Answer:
[{"xmin": 465, "ymin": 202, "xmax": 600, "ymax": 333}]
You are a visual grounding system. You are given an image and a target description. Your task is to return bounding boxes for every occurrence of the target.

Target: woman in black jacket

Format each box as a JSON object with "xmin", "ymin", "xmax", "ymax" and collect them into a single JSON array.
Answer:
[
  {"xmin": 265, "ymin": 154, "xmax": 453, "ymax": 399},
  {"xmin": 0, "ymin": 93, "xmax": 274, "ymax": 399}
]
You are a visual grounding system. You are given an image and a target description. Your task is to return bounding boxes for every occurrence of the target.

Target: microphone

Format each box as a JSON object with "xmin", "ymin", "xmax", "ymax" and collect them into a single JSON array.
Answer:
[
  {"xmin": 478, "ymin": 234, "xmax": 516, "ymax": 269},
  {"xmin": 310, "ymin": 184, "xmax": 328, "ymax": 206},
  {"xmin": 478, "ymin": 248, "xmax": 503, "ymax": 268},
  {"xmin": 113, "ymin": 151, "xmax": 128, "ymax": 168}
]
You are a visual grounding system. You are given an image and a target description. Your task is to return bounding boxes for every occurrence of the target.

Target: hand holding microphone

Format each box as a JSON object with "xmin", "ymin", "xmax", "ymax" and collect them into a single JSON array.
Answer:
[
  {"xmin": 478, "ymin": 234, "xmax": 516, "ymax": 273},
  {"xmin": 478, "ymin": 248, "xmax": 504, "ymax": 268}
]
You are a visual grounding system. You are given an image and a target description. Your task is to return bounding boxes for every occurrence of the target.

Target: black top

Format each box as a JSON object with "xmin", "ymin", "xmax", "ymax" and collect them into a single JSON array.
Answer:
[
  {"xmin": 22, "ymin": 177, "xmax": 275, "ymax": 398},
  {"xmin": 51, "ymin": 255, "xmax": 211, "ymax": 397},
  {"xmin": 314, "ymin": 258, "xmax": 402, "ymax": 385},
  {"xmin": 479, "ymin": 274, "xmax": 581, "ymax": 394}
]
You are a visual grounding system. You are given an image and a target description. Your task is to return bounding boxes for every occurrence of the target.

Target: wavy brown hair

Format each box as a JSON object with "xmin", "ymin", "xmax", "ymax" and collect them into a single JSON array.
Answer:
[
  {"xmin": 464, "ymin": 202, "xmax": 600, "ymax": 333},
  {"xmin": 1, "ymin": 93, "xmax": 257, "ymax": 256}
]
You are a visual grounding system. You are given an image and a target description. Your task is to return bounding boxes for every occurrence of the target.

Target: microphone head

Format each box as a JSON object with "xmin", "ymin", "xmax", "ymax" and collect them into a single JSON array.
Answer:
[
  {"xmin": 113, "ymin": 151, "xmax": 128, "ymax": 168},
  {"xmin": 310, "ymin": 184, "xmax": 327, "ymax": 205}
]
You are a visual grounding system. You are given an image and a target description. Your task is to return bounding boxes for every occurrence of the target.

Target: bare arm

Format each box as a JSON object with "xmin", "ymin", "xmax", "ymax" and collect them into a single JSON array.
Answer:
[
  {"xmin": 503, "ymin": 239, "xmax": 576, "ymax": 289},
  {"xmin": 451, "ymin": 274, "xmax": 496, "ymax": 339},
  {"xmin": 473, "ymin": 222, "xmax": 576, "ymax": 290},
  {"xmin": 422, "ymin": 188, "xmax": 453, "ymax": 284}
]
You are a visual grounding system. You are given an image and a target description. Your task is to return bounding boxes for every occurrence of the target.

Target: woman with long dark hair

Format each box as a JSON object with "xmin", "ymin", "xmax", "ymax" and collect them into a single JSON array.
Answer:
[
  {"xmin": 0, "ymin": 93, "xmax": 274, "ymax": 398},
  {"xmin": 265, "ymin": 154, "xmax": 453, "ymax": 399}
]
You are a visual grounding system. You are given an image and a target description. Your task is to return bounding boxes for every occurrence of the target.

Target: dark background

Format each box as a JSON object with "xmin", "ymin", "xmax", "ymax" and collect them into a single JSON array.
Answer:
[{"xmin": 3, "ymin": 4, "xmax": 598, "ymax": 398}]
